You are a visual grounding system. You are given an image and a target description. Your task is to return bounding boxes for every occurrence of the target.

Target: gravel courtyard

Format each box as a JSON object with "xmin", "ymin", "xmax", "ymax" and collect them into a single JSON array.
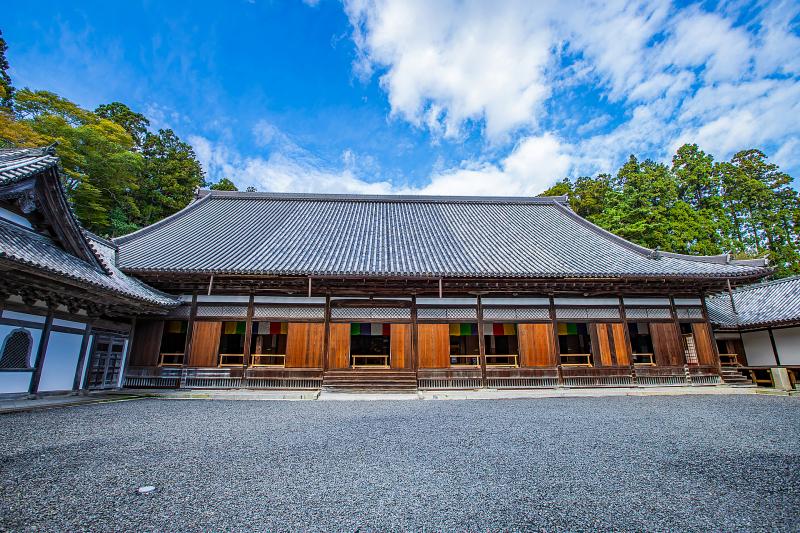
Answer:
[{"xmin": 0, "ymin": 395, "xmax": 798, "ymax": 532}]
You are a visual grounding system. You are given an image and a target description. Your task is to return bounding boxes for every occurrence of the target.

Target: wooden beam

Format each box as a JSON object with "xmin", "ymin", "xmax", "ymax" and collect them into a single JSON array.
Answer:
[
  {"xmin": 28, "ymin": 310, "xmax": 54, "ymax": 396},
  {"xmin": 72, "ymin": 320, "xmax": 94, "ymax": 392},
  {"xmin": 477, "ymin": 295, "xmax": 487, "ymax": 387}
]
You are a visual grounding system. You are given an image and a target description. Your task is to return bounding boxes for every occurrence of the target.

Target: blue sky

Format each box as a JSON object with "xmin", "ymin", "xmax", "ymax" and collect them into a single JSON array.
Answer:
[{"xmin": 4, "ymin": 0, "xmax": 800, "ymax": 195}]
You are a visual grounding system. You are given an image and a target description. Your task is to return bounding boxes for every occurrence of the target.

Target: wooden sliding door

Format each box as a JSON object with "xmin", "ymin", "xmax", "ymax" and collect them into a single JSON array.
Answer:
[
  {"xmin": 591, "ymin": 323, "xmax": 631, "ymax": 367},
  {"xmin": 418, "ymin": 324, "xmax": 450, "ymax": 369},
  {"xmin": 518, "ymin": 323, "xmax": 556, "ymax": 367},
  {"xmin": 390, "ymin": 324, "xmax": 412, "ymax": 369},
  {"xmin": 188, "ymin": 321, "xmax": 221, "ymax": 367},
  {"xmin": 650, "ymin": 322, "xmax": 684, "ymax": 366},
  {"xmin": 328, "ymin": 323, "xmax": 351, "ymax": 369},
  {"xmin": 285, "ymin": 322, "xmax": 325, "ymax": 368},
  {"xmin": 691, "ymin": 322, "xmax": 717, "ymax": 366},
  {"xmin": 129, "ymin": 320, "xmax": 164, "ymax": 367}
]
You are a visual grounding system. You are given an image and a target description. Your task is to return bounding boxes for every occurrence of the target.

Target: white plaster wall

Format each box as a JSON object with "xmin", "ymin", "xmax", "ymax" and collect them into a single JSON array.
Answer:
[
  {"xmin": 742, "ymin": 330, "xmax": 777, "ymax": 366},
  {"xmin": 1, "ymin": 310, "xmax": 46, "ymax": 323},
  {"xmin": 0, "ymin": 373, "xmax": 32, "ymax": 394},
  {"xmin": 38, "ymin": 331, "xmax": 84, "ymax": 392},
  {"xmin": 773, "ymin": 327, "xmax": 800, "ymax": 365},
  {"xmin": 0, "ymin": 324, "xmax": 43, "ymax": 394}
]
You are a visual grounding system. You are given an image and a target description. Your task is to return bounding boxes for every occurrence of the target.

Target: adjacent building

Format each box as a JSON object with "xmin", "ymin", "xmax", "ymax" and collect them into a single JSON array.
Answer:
[
  {"xmin": 0, "ymin": 147, "xmax": 177, "ymax": 396},
  {"xmin": 707, "ymin": 276, "xmax": 800, "ymax": 390}
]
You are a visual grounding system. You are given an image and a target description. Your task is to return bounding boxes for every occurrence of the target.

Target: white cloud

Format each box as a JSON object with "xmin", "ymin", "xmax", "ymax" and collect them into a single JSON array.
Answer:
[
  {"xmin": 345, "ymin": 0, "xmax": 800, "ymax": 178},
  {"xmin": 345, "ymin": 0, "xmax": 555, "ymax": 141}
]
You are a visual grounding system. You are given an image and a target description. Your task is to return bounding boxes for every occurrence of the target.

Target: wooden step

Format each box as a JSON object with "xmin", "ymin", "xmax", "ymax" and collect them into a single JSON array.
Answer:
[
  {"xmin": 720, "ymin": 367, "xmax": 754, "ymax": 385},
  {"xmin": 323, "ymin": 369, "xmax": 418, "ymax": 391}
]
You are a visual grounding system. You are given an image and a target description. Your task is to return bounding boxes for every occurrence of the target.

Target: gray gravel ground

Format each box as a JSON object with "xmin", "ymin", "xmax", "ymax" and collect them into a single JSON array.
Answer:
[{"xmin": 0, "ymin": 395, "xmax": 798, "ymax": 532}]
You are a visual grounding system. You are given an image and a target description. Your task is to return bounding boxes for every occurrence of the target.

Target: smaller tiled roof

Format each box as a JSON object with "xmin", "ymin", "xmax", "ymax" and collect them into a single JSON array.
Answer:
[
  {"xmin": 0, "ymin": 147, "xmax": 59, "ymax": 185},
  {"xmin": 706, "ymin": 276, "xmax": 800, "ymax": 329},
  {"xmin": 0, "ymin": 216, "xmax": 178, "ymax": 308}
]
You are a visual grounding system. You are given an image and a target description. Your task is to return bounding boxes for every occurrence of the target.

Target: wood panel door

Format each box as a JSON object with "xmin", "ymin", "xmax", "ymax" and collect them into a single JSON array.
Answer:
[
  {"xmin": 285, "ymin": 323, "xmax": 325, "ymax": 368},
  {"xmin": 328, "ymin": 323, "xmax": 351, "ymax": 369},
  {"xmin": 418, "ymin": 324, "xmax": 450, "ymax": 369},
  {"xmin": 611, "ymin": 323, "xmax": 631, "ymax": 366},
  {"xmin": 188, "ymin": 321, "xmax": 221, "ymax": 367},
  {"xmin": 692, "ymin": 322, "xmax": 717, "ymax": 366},
  {"xmin": 390, "ymin": 324, "xmax": 412, "ymax": 369},
  {"xmin": 594, "ymin": 324, "xmax": 614, "ymax": 366},
  {"xmin": 650, "ymin": 322, "xmax": 684, "ymax": 366},
  {"xmin": 518, "ymin": 323, "xmax": 556, "ymax": 367},
  {"xmin": 128, "ymin": 320, "xmax": 164, "ymax": 367}
]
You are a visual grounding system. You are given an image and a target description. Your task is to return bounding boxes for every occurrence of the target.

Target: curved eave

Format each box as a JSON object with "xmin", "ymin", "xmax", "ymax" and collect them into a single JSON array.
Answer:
[
  {"xmin": 0, "ymin": 255, "xmax": 179, "ymax": 309},
  {"xmin": 120, "ymin": 266, "xmax": 770, "ymax": 280}
]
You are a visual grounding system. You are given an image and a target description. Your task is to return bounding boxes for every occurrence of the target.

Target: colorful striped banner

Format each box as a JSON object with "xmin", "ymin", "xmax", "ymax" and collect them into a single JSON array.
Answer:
[
  {"xmin": 558, "ymin": 322, "xmax": 586, "ymax": 336},
  {"xmin": 256, "ymin": 322, "xmax": 288, "ymax": 335},
  {"xmin": 224, "ymin": 321, "xmax": 247, "ymax": 335},
  {"xmin": 351, "ymin": 323, "xmax": 391, "ymax": 336},
  {"xmin": 449, "ymin": 323, "xmax": 478, "ymax": 336},
  {"xmin": 484, "ymin": 323, "xmax": 516, "ymax": 336}
]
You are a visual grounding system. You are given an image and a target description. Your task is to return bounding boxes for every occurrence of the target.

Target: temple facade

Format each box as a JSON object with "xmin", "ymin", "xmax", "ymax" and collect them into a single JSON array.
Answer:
[{"xmin": 0, "ymin": 147, "xmax": 778, "ymax": 394}]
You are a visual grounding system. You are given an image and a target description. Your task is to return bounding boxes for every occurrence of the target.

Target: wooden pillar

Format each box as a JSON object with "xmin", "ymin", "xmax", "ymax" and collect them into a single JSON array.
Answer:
[
  {"xmin": 72, "ymin": 321, "xmax": 94, "ymax": 392},
  {"xmin": 182, "ymin": 293, "xmax": 198, "ymax": 368},
  {"xmin": 619, "ymin": 295, "xmax": 635, "ymax": 376},
  {"xmin": 243, "ymin": 293, "xmax": 255, "ymax": 368},
  {"xmin": 700, "ymin": 290, "xmax": 723, "ymax": 372},
  {"xmin": 548, "ymin": 294, "xmax": 562, "ymax": 376},
  {"xmin": 28, "ymin": 310, "xmax": 54, "ymax": 396},
  {"xmin": 668, "ymin": 294, "xmax": 685, "ymax": 365},
  {"xmin": 117, "ymin": 318, "xmax": 137, "ymax": 389},
  {"xmin": 476, "ymin": 295, "xmax": 487, "ymax": 387},
  {"xmin": 768, "ymin": 327, "xmax": 782, "ymax": 366},
  {"xmin": 322, "ymin": 295, "xmax": 331, "ymax": 371},
  {"xmin": 411, "ymin": 295, "xmax": 419, "ymax": 373}
]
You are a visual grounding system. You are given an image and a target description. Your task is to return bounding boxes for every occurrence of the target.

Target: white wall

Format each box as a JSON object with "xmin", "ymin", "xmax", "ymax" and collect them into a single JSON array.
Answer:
[
  {"xmin": 0, "ymin": 324, "xmax": 43, "ymax": 394},
  {"xmin": 38, "ymin": 331, "xmax": 84, "ymax": 392},
  {"xmin": 773, "ymin": 327, "xmax": 800, "ymax": 366},
  {"xmin": 742, "ymin": 330, "xmax": 777, "ymax": 366}
]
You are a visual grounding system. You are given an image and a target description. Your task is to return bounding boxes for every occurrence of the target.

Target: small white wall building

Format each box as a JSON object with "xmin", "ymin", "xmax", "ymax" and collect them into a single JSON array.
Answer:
[{"xmin": 707, "ymin": 276, "xmax": 800, "ymax": 389}]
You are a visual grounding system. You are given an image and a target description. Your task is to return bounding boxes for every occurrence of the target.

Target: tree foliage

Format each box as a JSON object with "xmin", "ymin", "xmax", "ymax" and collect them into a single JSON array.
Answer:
[
  {"xmin": 210, "ymin": 177, "xmax": 238, "ymax": 191},
  {"xmin": 541, "ymin": 144, "xmax": 800, "ymax": 277}
]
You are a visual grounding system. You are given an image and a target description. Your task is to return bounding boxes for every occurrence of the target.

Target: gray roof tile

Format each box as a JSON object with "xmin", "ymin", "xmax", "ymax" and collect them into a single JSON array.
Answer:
[
  {"xmin": 706, "ymin": 276, "xmax": 800, "ymax": 328},
  {"xmin": 0, "ymin": 215, "xmax": 177, "ymax": 307},
  {"xmin": 116, "ymin": 191, "xmax": 769, "ymax": 279},
  {"xmin": 0, "ymin": 147, "xmax": 59, "ymax": 185}
]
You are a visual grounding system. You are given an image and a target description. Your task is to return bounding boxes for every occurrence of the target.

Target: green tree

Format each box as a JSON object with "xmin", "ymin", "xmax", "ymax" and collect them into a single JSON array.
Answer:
[
  {"xmin": 12, "ymin": 89, "xmax": 142, "ymax": 234},
  {"xmin": 210, "ymin": 177, "xmax": 238, "ymax": 191},
  {"xmin": 136, "ymin": 128, "xmax": 205, "ymax": 226},
  {"xmin": 0, "ymin": 30, "xmax": 13, "ymax": 109},
  {"xmin": 95, "ymin": 102, "xmax": 150, "ymax": 149}
]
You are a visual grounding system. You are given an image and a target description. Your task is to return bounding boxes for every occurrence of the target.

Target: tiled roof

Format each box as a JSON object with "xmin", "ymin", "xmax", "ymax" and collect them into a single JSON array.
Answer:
[
  {"xmin": 706, "ymin": 276, "xmax": 800, "ymax": 328},
  {"xmin": 115, "ymin": 191, "xmax": 769, "ymax": 279},
  {"xmin": 0, "ymin": 147, "xmax": 59, "ymax": 185},
  {"xmin": 0, "ymin": 218, "xmax": 178, "ymax": 307}
]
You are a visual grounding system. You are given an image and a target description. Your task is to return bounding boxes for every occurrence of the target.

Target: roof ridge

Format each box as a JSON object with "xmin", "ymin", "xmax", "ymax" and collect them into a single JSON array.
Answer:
[{"xmin": 200, "ymin": 189, "xmax": 570, "ymax": 205}]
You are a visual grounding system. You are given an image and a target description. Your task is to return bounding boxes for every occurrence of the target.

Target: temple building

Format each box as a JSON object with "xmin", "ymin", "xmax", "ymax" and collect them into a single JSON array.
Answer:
[
  {"xmin": 0, "ymin": 147, "xmax": 779, "ymax": 394},
  {"xmin": 0, "ymin": 147, "xmax": 177, "ymax": 396},
  {"xmin": 707, "ymin": 276, "xmax": 800, "ymax": 390}
]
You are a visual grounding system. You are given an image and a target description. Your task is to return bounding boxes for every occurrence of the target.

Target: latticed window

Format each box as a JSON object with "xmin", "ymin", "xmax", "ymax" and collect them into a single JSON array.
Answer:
[{"xmin": 0, "ymin": 329, "xmax": 33, "ymax": 369}]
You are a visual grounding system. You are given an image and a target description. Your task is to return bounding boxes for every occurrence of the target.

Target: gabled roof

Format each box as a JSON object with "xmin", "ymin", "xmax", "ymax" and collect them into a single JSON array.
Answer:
[
  {"xmin": 0, "ymin": 146, "xmax": 60, "ymax": 185},
  {"xmin": 0, "ymin": 147, "xmax": 178, "ymax": 311},
  {"xmin": 706, "ymin": 275, "xmax": 800, "ymax": 329},
  {"xmin": 115, "ymin": 190, "xmax": 769, "ymax": 280},
  {"xmin": 0, "ymin": 218, "xmax": 177, "ymax": 307}
]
